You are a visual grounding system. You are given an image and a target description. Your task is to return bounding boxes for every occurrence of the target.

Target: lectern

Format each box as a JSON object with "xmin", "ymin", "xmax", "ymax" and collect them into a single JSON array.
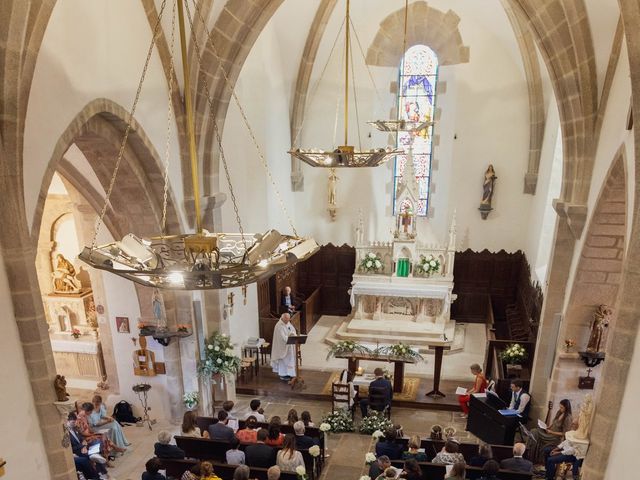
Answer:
[{"xmin": 287, "ymin": 335, "xmax": 307, "ymax": 390}]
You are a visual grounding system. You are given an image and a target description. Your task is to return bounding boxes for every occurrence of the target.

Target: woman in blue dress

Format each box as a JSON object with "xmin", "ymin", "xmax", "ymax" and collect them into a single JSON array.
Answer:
[{"xmin": 89, "ymin": 394, "xmax": 130, "ymax": 450}]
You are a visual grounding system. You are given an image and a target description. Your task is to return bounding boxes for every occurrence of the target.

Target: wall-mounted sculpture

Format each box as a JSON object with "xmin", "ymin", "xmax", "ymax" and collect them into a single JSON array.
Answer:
[{"xmin": 479, "ymin": 164, "xmax": 497, "ymax": 220}]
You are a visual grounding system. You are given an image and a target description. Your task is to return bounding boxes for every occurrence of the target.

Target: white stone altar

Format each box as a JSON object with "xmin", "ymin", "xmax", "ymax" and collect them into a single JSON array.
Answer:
[{"xmin": 330, "ymin": 206, "xmax": 460, "ymax": 353}]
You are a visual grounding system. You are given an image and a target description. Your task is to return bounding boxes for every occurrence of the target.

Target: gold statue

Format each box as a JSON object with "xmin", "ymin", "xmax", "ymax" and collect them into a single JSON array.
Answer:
[
  {"xmin": 52, "ymin": 254, "xmax": 82, "ymax": 294},
  {"xmin": 586, "ymin": 305, "xmax": 612, "ymax": 353},
  {"xmin": 133, "ymin": 335, "xmax": 157, "ymax": 376}
]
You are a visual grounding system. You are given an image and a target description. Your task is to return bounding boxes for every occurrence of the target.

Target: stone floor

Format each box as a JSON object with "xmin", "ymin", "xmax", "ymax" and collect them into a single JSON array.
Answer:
[{"xmin": 108, "ymin": 394, "xmax": 479, "ymax": 480}]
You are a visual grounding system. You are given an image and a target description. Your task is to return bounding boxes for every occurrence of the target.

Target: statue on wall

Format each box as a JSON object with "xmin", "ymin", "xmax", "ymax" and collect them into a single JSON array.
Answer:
[
  {"xmin": 327, "ymin": 168, "xmax": 339, "ymax": 221},
  {"xmin": 586, "ymin": 304, "xmax": 612, "ymax": 353},
  {"xmin": 152, "ymin": 288, "xmax": 167, "ymax": 330},
  {"xmin": 478, "ymin": 165, "xmax": 497, "ymax": 220},
  {"xmin": 54, "ymin": 374, "xmax": 70, "ymax": 401},
  {"xmin": 573, "ymin": 394, "xmax": 594, "ymax": 440},
  {"xmin": 51, "ymin": 254, "xmax": 82, "ymax": 294}
]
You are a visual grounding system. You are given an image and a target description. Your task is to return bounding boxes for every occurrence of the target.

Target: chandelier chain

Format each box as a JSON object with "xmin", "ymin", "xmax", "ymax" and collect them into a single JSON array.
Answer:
[
  {"xmin": 292, "ymin": 18, "xmax": 345, "ymax": 148},
  {"xmin": 183, "ymin": 1, "xmax": 248, "ymax": 250},
  {"xmin": 333, "ymin": 44, "xmax": 345, "ymax": 146},
  {"xmin": 162, "ymin": 0, "xmax": 178, "ymax": 235},
  {"xmin": 349, "ymin": 17, "xmax": 383, "ymax": 105},
  {"xmin": 189, "ymin": 0, "xmax": 298, "ymax": 237},
  {"xmin": 91, "ymin": 0, "xmax": 167, "ymax": 251},
  {"xmin": 350, "ymin": 33, "xmax": 362, "ymax": 151}
]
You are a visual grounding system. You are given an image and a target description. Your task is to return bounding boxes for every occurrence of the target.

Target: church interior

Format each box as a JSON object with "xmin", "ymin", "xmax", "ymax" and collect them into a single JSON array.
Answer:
[{"xmin": 1, "ymin": 0, "xmax": 639, "ymax": 479}]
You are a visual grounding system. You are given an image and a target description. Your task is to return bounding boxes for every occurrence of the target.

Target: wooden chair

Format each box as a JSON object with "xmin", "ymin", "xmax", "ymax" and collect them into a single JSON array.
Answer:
[
  {"xmin": 369, "ymin": 385, "xmax": 391, "ymax": 418},
  {"xmin": 331, "ymin": 382, "xmax": 354, "ymax": 419}
]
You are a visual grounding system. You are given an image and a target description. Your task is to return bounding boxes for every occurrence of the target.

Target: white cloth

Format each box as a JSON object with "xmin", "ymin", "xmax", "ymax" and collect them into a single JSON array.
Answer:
[{"xmin": 271, "ymin": 319, "xmax": 297, "ymax": 377}]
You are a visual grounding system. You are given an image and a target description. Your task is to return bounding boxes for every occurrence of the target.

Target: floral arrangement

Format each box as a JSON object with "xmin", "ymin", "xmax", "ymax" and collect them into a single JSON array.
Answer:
[
  {"xmin": 137, "ymin": 321, "xmax": 155, "ymax": 336},
  {"xmin": 177, "ymin": 324, "xmax": 191, "ymax": 333},
  {"xmin": 70, "ymin": 327, "xmax": 82, "ymax": 339},
  {"xmin": 319, "ymin": 422, "xmax": 332, "ymax": 433},
  {"xmin": 321, "ymin": 409, "xmax": 354, "ymax": 433},
  {"xmin": 564, "ymin": 338, "xmax": 576, "ymax": 352},
  {"xmin": 326, "ymin": 340, "xmax": 372, "ymax": 360},
  {"xmin": 197, "ymin": 332, "xmax": 241, "ymax": 377},
  {"xmin": 183, "ymin": 391, "xmax": 199, "ymax": 410},
  {"xmin": 365, "ymin": 452, "xmax": 377, "ymax": 465},
  {"xmin": 360, "ymin": 252, "xmax": 384, "ymax": 273},
  {"xmin": 371, "ymin": 430, "xmax": 384, "ymax": 440},
  {"xmin": 415, "ymin": 254, "xmax": 441, "ymax": 276},
  {"xmin": 377, "ymin": 343, "xmax": 424, "ymax": 362},
  {"xmin": 308, "ymin": 445, "xmax": 321, "ymax": 457},
  {"xmin": 295, "ymin": 465, "xmax": 307, "ymax": 480},
  {"xmin": 499, "ymin": 343, "xmax": 528, "ymax": 365},
  {"xmin": 359, "ymin": 410, "xmax": 392, "ymax": 435}
]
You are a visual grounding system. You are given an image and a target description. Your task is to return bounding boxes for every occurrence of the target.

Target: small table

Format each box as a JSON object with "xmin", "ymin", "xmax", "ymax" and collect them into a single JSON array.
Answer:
[
  {"xmin": 425, "ymin": 345, "xmax": 451, "ymax": 398},
  {"xmin": 336, "ymin": 353, "xmax": 416, "ymax": 393},
  {"xmin": 242, "ymin": 345, "xmax": 261, "ymax": 375}
]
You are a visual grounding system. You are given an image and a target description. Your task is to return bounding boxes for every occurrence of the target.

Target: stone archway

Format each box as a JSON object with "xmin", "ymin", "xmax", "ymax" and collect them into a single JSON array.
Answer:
[{"xmin": 547, "ymin": 150, "xmax": 626, "ymax": 411}]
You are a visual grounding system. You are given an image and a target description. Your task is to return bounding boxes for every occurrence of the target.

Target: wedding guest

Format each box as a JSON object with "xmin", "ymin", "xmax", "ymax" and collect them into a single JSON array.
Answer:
[
  {"xmin": 226, "ymin": 437, "xmax": 246, "ymax": 465},
  {"xmin": 500, "ymin": 443, "xmax": 533, "ymax": 473},
  {"xmin": 208, "ymin": 410, "xmax": 235, "ymax": 442},
  {"xmin": 141, "ymin": 458, "xmax": 166, "ymax": 480},
  {"xmin": 267, "ymin": 466, "xmax": 281, "ymax": 480},
  {"xmin": 67, "ymin": 412, "xmax": 108, "ymax": 479},
  {"xmin": 457, "ymin": 364, "xmax": 488, "ymax": 418},
  {"xmin": 402, "ymin": 435, "xmax": 427, "ymax": 462},
  {"xmin": 89, "ymin": 395, "xmax": 130, "ymax": 449},
  {"xmin": 446, "ymin": 462, "xmax": 466, "ymax": 480},
  {"xmin": 154, "ymin": 430, "xmax": 185, "ymax": 459},
  {"xmin": 375, "ymin": 428, "xmax": 403, "ymax": 460},
  {"xmin": 245, "ymin": 429, "xmax": 276, "ymax": 468},
  {"xmin": 181, "ymin": 411, "xmax": 203, "ymax": 438},
  {"xmin": 180, "ymin": 463, "xmax": 201, "ymax": 480},
  {"xmin": 233, "ymin": 465, "xmax": 251, "ymax": 480},
  {"xmin": 478, "ymin": 460, "xmax": 500, "ymax": 480},
  {"xmin": 77, "ymin": 402, "xmax": 121, "ymax": 458},
  {"xmin": 508, "ymin": 380, "xmax": 532, "ymax": 421},
  {"xmin": 400, "ymin": 458, "xmax": 422, "ymax": 480},
  {"xmin": 276, "ymin": 434, "xmax": 305, "ymax": 472},
  {"xmin": 265, "ymin": 418, "xmax": 285, "ymax": 446},
  {"xmin": 300, "ymin": 411, "xmax": 315, "ymax": 428},
  {"xmin": 433, "ymin": 440, "xmax": 465, "ymax": 465},
  {"xmin": 223, "ymin": 400, "xmax": 240, "ymax": 432},
  {"xmin": 236, "ymin": 416, "xmax": 259, "ymax": 444},
  {"xmin": 527, "ymin": 399, "xmax": 573, "ymax": 463},
  {"xmin": 293, "ymin": 421, "xmax": 318, "ymax": 449},
  {"xmin": 200, "ymin": 461, "xmax": 222, "ymax": 480},
  {"xmin": 245, "ymin": 399, "xmax": 266, "ymax": 422},
  {"xmin": 287, "ymin": 409, "xmax": 299, "ymax": 426},
  {"xmin": 544, "ymin": 438, "xmax": 582, "ymax": 480},
  {"xmin": 469, "ymin": 443, "xmax": 493, "ymax": 467},
  {"xmin": 368, "ymin": 455, "xmax": 391, "ymax": 479}
]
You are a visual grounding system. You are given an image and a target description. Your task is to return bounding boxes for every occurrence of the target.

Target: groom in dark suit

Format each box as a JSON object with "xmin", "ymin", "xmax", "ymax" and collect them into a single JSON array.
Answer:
[{"xmin": 360, "ymin": 368, "xmax": 393, "ymax": 416}]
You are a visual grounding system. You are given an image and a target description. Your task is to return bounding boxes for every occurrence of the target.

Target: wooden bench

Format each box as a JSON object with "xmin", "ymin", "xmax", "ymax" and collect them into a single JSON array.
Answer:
[
  {"xmin": 394, "ymin": 437, "xmax": 522, "ymax": 463},
  {"xmin": 158, "ymin": 458, "xmax": 299, "ymax": 480},
  {"xmin": 174, "ymin": 436, "xmax": 321, "ymax": 479},
  {"xmin": 390, "ymin": 460, "xmax": 533, "ymax": 480}
]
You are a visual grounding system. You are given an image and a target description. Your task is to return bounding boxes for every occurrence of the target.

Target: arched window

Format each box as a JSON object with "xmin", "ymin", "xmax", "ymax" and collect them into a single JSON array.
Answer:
[{"xmin": 393, "ymin": 45, "xmax": 439, "ymax": 216}]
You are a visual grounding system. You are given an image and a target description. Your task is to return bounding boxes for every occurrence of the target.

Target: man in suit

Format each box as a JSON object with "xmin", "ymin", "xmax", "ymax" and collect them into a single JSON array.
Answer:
[
  {"xmin": 508, "ymin": 379, "xmax": 532, "ymax": 421},
  {"xmin": 154, "ymin": 430, "xmax": 185, "ymax": 459},
  {"xmin": 245, "ymin": 429, "xmax": 276, "ymax": 468},
  {"xmin": 293, "ymin": 421, "xmax": 318, "ymax": 449},
  {"xmin": 360, "ymin": 367, "xmax": 393, "ymax": 417},
  {"xmin": 208, "ymin": 410, "xmax": 236, "ymax": 442},
  {"xmin": 67, "ymin": 413, "xmax": 108, "ymax": 479},
  {"xmin": 281, "ymin": 286, "xmax": 297, "ymax": 314},
  {"xmin": 500, "ymin": 443, "xmax": 533, "ymax": 473},
  {"xmin": 368, "ymin": 455, "xmax": 391, "ymax": 479}
]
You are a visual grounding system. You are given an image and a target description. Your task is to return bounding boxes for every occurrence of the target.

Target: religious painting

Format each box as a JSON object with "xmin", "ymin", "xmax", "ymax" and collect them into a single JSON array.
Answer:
[
  {"xmin": 393, "ymin": 45, "xmax": 439, "ymax": 216},
  {"xmin": 115, "ymin": 316, "xmax": 130, "ymax": 334}
]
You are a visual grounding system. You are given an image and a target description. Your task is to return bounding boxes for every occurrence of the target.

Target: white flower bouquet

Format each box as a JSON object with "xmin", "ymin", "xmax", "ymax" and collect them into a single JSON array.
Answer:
[
  {"xmin": 321, "ymin": 409, "xmax": 354, "ymax": 433},
  {"xmin": 371, "ymin": 430, "xmax": 384, "ymax": 440},
  {"xmin": 359, "ymin": 410, "xmax": 392, "ymax": 435},
  {"xmin": 376, "ymin": 343, "xmax": 424, "ymax": 362},
  {"xmin": 365, "ymin": 452, "xmax": 377, "ymax": 464},
  {"xmin": 326, "ymin": 340, "xmax": 372, "ymax": 360},
  {"xmin": 415, "ymin": 254, "xmax": 441, "ymax": 276},
  {"xmin": 182, "ymin": 391, "xmax": 199, "ymax": 410},
  {"xmin": 295, "ymin": 465, "xmax": 307, "ymax": 480},
  {"xmin": 309, "ymin": 445, "xmax": 321, "ymax": 457},
  {"xmin": 197, "ymin": 331, "xmax": 241, "ymax": 377},
  {"xmin": 319, "ymin": 422, "xmax": 332, "ymax": 432},
  {"xmin": 360, "ymin": 252, "xmax": 384, "ymax": 274},
  {"xmin": 499, "ymin": 343, "xmax": 528, "ymax": 365}
]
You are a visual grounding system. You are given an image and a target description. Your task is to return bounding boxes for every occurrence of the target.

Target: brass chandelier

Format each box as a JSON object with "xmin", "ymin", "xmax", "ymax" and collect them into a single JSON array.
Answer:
[
  {"xmin": 288, "ymin": 0, "xmax": 401, "ymax": 168},
  {"xmin": 79, "ymin": 0, "xmax": 318, "ymax": 290}
]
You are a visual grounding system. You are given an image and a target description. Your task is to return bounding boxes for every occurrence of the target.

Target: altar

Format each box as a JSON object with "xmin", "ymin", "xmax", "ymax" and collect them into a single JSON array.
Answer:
[{"xmin": 335, "ymin": 352, "xmax": 417, "ymax": 393}]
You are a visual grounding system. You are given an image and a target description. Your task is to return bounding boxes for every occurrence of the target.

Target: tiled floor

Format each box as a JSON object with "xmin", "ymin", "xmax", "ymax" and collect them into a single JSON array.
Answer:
[{"xmin": 109, "ymin": 394, "xmax": 479, "ymax": 480}]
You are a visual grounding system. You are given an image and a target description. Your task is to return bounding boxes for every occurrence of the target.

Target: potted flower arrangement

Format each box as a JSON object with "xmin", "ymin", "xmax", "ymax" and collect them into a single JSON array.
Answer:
[
  {"xmin": 177, "ymin": 324, "xmax": 191, "ymax": 334},
  {"xmin": 138, "ymin": 321, "xmax": 156, "ymax": 336},
  {"xmin": 365, "ymin": 452, "xmax": 377, "ymax": 465},
  {"xmin": 564, "ymin": 338, "xmax": 576, "ymax": 353},
  {"xmin": 359, "ymin": 410, "xmax": 393, "ymax": 435},
  {"xmin": 70, "ymin": 327, "xmax": 82, "ymax": 339},
  {"xmin": 500, "ymin": 343, "xmax": 528, "ymax": 378},
  {"xmin": 327, "ymin": 340, "xmax": 371, "ymax": 360},
  {"xmin": 415, "ymin": 254, "xmax": 441, "ymax": 276},
  {"xmin": 321, "ymin": 409, "xmax": 354, "ymax": 433},
  {"xmin": 183, "ymin": 391, "xmax": 199, "ymax": 411},
  {"xmin": 360, "ymin": 252, "xmax": 383, "ymax": 274},
  {"xmin": 197, "ymin": 332, "xmax": 241, "ymax": 380},
  {"xmin": 378, "ymin": 343, "xmax": 424, "ymax": 362}
]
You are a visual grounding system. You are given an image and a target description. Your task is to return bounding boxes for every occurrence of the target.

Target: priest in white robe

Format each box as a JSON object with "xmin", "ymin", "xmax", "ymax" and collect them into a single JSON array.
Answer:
[{"xmin": 271, "ymin": 313, "xmax": 297, "ymax": 380}]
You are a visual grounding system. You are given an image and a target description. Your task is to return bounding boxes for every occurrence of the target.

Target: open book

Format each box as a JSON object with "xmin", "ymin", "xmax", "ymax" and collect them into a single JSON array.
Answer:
[{"xmin": 537, "ymin": 419, "xmax": 548, "ymax": 430}]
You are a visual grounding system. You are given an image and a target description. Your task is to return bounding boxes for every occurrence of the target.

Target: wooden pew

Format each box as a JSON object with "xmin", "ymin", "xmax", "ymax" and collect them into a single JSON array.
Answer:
[
  {"xmin": 235, "ymin": 420, "xmax": 325, "ymax": 456},
  {"xmin": 394, "ymin": 437, "xmax": 521, "ymax": 463},
  {"xmin": 390, "ymin": 460, "xmax": 533, "ymax": 480},
  {"xmin": 158, "ymin": 459, "xmax": 298, "ymax": 480}
]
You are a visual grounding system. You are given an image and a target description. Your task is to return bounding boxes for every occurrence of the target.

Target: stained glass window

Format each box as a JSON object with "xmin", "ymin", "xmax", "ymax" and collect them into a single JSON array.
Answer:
[{"xmin": 393, "ymin": 45, "xmax": 438, "ymax": 216}]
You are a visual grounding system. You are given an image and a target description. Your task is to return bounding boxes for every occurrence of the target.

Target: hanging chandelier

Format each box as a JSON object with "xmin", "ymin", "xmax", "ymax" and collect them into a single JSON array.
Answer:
[
  {"xmin": 288, "ymin": 0, "xmax": 401, "ymax": 168},
  {"xmin": 79, "ymin": 0, "xmax": 318, "ymax": 290},
  {"xmin": 368, "ymin": 0, "xmax": 434, "ymax": 135}
]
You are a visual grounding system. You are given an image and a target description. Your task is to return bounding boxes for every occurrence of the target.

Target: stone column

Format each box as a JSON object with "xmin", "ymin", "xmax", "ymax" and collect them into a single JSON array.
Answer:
[{"xmin": 528, "ymin": 207, "xmax": 577, "ymax": 421}]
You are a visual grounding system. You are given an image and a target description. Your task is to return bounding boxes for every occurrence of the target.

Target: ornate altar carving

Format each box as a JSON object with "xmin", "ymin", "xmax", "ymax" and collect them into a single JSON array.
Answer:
[{"xmin": 51, "ymin": 254, "xmax": 83, "ymax": 294}]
